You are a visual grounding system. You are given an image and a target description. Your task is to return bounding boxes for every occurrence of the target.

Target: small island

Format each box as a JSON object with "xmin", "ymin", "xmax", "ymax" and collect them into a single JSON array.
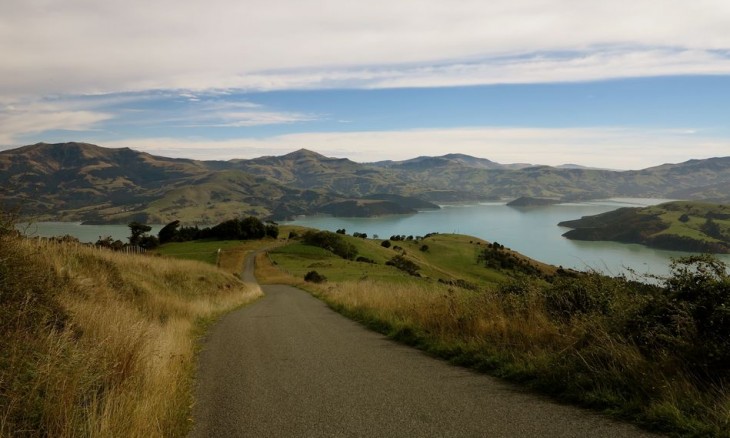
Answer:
[
  {"xmin": 318, "ymin": 194, "xmax": 440, "ymax": 217},
  {"xmin": 559, "ymin": 201, "xmax": 730, "ymax": 253},
  {"xmin": 507, "ymin": 196, "xmax": 561, "ymax": 207}
]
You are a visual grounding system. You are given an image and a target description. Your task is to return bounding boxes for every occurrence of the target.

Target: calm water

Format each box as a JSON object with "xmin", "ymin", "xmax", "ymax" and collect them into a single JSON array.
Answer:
[
  {"xmin": 18, "ymin": 222, "xmax": 164, "ymax": 244},
  {"xmin": 21, "ymin": 199, "xmax": 730, "ymax": 278},
  {"xmin": 285, "ymin": 198, "xmax": 730, "ymax": 278}
]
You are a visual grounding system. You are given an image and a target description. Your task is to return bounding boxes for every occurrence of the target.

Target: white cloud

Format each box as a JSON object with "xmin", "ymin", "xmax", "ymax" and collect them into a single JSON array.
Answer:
[
  {"xmin": 214, "ymin": 111, "xmax": 319, "ymax": 127},
  {"xmin": 0, "ymin": 102, "xmax": 112, "ymax": 144},
  {"xmin": 98, "ymin": 127, "xmax": 730, "ymax": 170},
  {"xmin": 0, "ymin": 94, "xmax": 321, "ymax": 144},
  {"xmin": 228, "ymin": 48, "xmax": 730, "ymax": 90},
  {"xmin": 1, "ymin": 0, "xmax": 729, "ymax": 96}
]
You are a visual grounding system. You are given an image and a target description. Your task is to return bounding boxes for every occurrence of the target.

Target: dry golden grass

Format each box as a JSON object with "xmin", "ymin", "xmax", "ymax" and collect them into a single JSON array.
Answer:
[
  {"xmin": 255, "ymin": 251, "xmax": 303, "ymax": 286},
  {"xmin": 0, "ymin": 235, "xmax": 261, "ymax": 438}
]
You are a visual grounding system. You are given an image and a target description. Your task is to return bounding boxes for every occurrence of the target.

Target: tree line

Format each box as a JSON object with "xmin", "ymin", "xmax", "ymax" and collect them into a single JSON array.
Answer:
[{"xmin": 96, "ymin": 216, "xmax": 278, "ymax": 250}]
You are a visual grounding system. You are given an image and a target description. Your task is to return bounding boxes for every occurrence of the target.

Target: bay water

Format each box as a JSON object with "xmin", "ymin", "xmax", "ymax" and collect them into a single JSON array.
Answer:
[
  {"xmin": 19, "ymin": 199, "xmax": 730, "ymax": 279},
  {"xmin": 285, "ymin": 198, "xmax": 730, "ymax": 279}
]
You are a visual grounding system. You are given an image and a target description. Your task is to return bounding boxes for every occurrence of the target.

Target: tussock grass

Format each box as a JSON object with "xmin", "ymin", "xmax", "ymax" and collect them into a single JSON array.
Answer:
[{"xmin": 0, "ymin": 235, "xmax": 261, "ymax": 437}]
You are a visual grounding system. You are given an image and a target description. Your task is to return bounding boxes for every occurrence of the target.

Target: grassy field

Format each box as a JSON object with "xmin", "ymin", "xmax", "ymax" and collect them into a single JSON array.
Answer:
[
  {"xmin": 0, "ymin": 233, "xmax": 263, "ymax": 437},
  {"xmin": 258, "ymin": 230, "xmax": 730, "ymax": 437},
  {"xmin": 156, "ymin": 239, "xmax": 273, "ymax": 274},
  {"xmin": 649, "ymin": 201, "xmax": 730, "ymax": 242}
]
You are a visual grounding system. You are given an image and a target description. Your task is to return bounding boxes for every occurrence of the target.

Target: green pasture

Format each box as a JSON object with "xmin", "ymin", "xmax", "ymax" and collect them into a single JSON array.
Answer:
[{"xmin": 156, "ymin": 240, "xmax": 249, "ymax": 265}]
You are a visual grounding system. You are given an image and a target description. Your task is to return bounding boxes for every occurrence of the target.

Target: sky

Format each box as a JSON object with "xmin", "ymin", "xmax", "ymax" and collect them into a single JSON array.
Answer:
[{"xmin": 1, "ymin": 0, "xmax": 729, "ymax": 169}]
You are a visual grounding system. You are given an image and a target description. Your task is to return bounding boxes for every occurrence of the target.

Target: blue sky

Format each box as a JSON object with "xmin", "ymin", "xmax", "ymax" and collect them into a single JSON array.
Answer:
[{"xmin": 1, "ymin": 0, "xmax": 729, "ymax": 169}]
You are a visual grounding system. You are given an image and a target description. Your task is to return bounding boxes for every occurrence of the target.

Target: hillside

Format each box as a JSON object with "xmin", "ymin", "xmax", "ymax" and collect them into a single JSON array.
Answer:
[
  {"xmin": 2, "ymin": 142, "xmax": 729, "ymax": 223},
  {"xmin": 0, "ymin": 229, "xmax": 262, "ymax": 436},
  {"xmin": 559, "ymin": 201, "xmax": 730, "ymax": 253}
]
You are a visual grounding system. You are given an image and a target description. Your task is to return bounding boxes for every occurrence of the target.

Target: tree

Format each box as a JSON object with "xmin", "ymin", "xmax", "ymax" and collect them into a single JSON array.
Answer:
[
  {"xmin": 158, "ymin": 220, "xmax": 180, "ymax": 244},
  {"xmin": 701, "ymin": 218, "xmax": 723, "ymax": 239},
  {"xmin": 265, "ymin": 224, "xmax": 279, "ymax": 239},
  {"xmin": 128, "ymin": 222, "xmax": 152, "ymax": 246}
]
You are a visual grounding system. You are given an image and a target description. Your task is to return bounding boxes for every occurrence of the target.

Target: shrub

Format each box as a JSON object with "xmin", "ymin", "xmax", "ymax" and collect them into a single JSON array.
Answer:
[
  {"xmin": 302, "ymin": 230, "xmax": 358, "ymax": 260},
  {"xmin": 381, "ymin": 240, "xmax": 392, "ymax": 248},
  {"xmin": 543, "ymin": 273, "xmax": 616, "ymax": 320},
  {"xmin": 627, "ymin": 255, "xmax": 730, "ymax": 374},
  {"xmin": 356, "ymin": 256, "xmax": 376, "ymax": 264},
  {"xmin": 304, "ymin": 270, "xmax": 327, "ymax": 283},
  {"xmin": 386, "ymin": 255, "xmax": 420, "ymax": 276}
]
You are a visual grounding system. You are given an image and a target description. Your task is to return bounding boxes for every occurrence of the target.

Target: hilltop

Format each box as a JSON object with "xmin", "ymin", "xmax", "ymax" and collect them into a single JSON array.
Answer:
[{"xmin": 1, "ymin": 142, "xmax": 729, "ymax": 224}]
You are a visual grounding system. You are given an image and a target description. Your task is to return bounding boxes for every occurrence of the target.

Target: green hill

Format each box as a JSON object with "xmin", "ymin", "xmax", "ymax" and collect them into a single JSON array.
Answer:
[{"xmin": 559, "ymin": 201, "xmax": 730, "ymax": 253}]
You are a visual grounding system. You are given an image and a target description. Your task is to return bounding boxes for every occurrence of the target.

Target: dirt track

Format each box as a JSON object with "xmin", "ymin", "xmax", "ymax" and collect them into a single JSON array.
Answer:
[{"xmin": 190, "ymin": 255, "xmax": 660, "ymax": 437}]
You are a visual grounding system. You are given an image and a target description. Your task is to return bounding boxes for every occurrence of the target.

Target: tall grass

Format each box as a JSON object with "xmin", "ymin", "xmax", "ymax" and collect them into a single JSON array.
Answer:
[
  {"xmin": 257, "ymin": 251, "xmax": 730, "ymax": 437},
  {"xmin": 0, "ymin": 235, "xmax": 261, "ymax": 437}
]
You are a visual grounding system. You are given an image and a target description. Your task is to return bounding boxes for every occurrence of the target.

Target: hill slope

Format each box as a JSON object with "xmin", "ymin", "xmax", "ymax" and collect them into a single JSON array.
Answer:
[{"xmin": 559, "ymin": 201, "xmax": 730, "ymax": 253}]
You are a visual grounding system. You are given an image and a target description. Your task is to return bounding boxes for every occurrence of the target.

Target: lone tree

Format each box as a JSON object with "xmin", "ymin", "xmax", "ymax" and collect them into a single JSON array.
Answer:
[{"xmin": 128, "ymin": 221, "xmax": 152, "ymax": 246}]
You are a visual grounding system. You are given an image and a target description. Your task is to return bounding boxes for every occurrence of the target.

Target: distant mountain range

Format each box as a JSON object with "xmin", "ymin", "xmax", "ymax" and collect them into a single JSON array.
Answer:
[{"xmin": 1, "ymin": 142, "xmax": 729, "ymax": 224}]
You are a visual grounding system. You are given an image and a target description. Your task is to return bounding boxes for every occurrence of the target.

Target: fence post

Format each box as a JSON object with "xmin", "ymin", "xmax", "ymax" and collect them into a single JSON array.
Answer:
[{"xmin": 216, "ymin": 248, "xmax": 221, "ymax": 268}]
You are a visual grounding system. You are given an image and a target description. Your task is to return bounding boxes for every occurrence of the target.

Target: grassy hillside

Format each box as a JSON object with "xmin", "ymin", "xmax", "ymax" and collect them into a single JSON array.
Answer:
[
  {"xmin": 258, "ymin": 230, "xmax": 730, "ymax": 437},
  {"xmin": 0, "ymin": 231, "xmax": 261, "ymax": 437},
  {"xmin": 268, "ymin": 229, "xmax": 554, "ymax": 286},
  {"xmin": 560, "ymin": 201, "xmax": 730, "ymax": 253}
]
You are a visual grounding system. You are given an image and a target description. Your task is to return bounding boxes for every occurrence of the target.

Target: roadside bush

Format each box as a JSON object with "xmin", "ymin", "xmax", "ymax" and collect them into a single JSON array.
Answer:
[
  {"xmin": 627, "ymin": 255, "xmax": 730, "ymax": 375},
  {"xmin": 304, "ymin": 270, "xmax": 327, "ymax": 283},
  {"xmin": 543, "ymin": 272, "xmax": 617, "ymax": 320}
]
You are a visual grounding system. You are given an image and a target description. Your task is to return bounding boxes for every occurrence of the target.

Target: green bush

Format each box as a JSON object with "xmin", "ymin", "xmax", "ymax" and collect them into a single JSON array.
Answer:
[
  {"xmin": 386, "ymin": 255, "xmax": 420, "ymax": 276},
  {"xmin": 302, "ymin": 230, "xmax": 358, "ymax": 260},
  {"xmin": 543, "ymin": 273, "xmax": 616, "ymax": 320},
  {"xmin": 304, "ymin": 270, "xmax": 327, "ymax": 283},
  {"xmin": 628, "ymin": 255, "xmax": 730, "ymax": 375}
]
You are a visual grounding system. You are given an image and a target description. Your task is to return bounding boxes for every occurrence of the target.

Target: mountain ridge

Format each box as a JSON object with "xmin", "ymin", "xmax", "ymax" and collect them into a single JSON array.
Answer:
[{"xmin": 1, "ymin": 142, "xmax": 728, "ymax": 224}]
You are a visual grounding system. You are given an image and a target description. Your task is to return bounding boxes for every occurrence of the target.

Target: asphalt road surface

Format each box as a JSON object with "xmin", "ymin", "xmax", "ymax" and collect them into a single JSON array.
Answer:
[{"xmin": 190, "ymin": 256, "xmax": 661, "ymax": 437}]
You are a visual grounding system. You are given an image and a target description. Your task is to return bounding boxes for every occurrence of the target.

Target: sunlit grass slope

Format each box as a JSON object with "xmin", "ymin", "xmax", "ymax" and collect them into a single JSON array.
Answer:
[{"xmin": 0, "ymin": 235, "xmax": 261, "ymax": 437}]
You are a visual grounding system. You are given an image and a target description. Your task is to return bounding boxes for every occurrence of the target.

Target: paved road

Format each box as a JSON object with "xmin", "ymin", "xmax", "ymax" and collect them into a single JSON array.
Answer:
[{"xmin": 190, "ymin": 256, "xmax": 661, "ymax": 437}]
